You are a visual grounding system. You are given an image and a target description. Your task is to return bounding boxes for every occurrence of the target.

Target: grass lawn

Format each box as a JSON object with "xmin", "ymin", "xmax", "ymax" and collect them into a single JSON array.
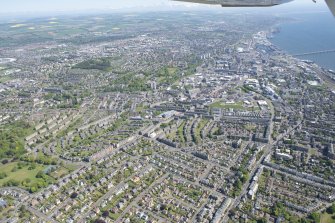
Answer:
[
  {"xmin": 0, "ymin": 162, "xmax": 47, "ymax": 186},
  {"xmin": 166, "ymin": 131, "xmax": 176, "ymax": 141},
  {"xmin": 135, "ymin": 103, "xmax": 148, "ymax": 113},
  {"xmin": 49, "ymin": 166, "xmax": 70, "ymax": 179},
  {"xmin": 0, "ymin": 76, "xmax": 12, "ymax": 83},
  {"xmin": 63, "ymin": 162, "xmax": 81, "ymax": 172},
  {"xmin": 195, "ymin": 119, "xmax": 208, "ymax": 142},
  {"xmin": 244, "ymin": 124, "xmax": 257, "ymax": 131},
  {"xmin": 209, "ymin": 101, "xmax": 245, "ymax": 110},
  {"xmin": 167, "ymin": 67, "xmax": 177, "ymax": 75},
  {"xmin": 309, "ymin": 148, "xmax": 319, "ymax": 156},
  {"xmin": 110, "ymin": 213, "xmax": 121, "ymax": 220},
  {"xmin": 197, "ymin": 119, "xmax": 208, "ymax": 133},
  {"xmin": 320, "ymin": 212, "xmax": 335, "ymax": 223},
  {"xmin": 177, "ymin": 121, "xmax": 186, "ymax": 143},
  {"xmin": 209, "ymin": 100, "xmax": 259, "ymax": 111}
]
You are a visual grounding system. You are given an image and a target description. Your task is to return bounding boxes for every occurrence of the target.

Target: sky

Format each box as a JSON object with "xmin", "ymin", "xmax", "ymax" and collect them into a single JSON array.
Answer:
[
  {"xmin": 0, "ymin": 0, "xmax": 330, "ymax": 16},
  {"xmin": 2, "ymin": 0, "xmax": 173, "ymax": 13}
]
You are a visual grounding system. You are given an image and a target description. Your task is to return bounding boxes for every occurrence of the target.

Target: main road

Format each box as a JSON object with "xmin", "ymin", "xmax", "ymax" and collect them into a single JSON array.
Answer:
[{"xmin": 221, "ymin": 92, "xmax": 303, "ymax": 222}]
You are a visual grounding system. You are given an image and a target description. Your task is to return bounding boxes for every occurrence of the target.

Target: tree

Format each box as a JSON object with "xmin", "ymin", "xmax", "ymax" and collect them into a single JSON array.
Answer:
[
  {"xmin": 326, "ymin": 203, "xmax": 335, "ymax": 214},
  {"xmin": 4, "ymin": 179, "xmax": 19, "ymax": 187},
  {"xmin": 36, "ymin": 171, "xmax": 45, "ymax": 179},
  {"xmin": 0, "ymin": 172, "xmax": 7, "ymax": 179},
  {"xmin": 22, "ymin": 178, "xmax": 31, "ymax": 186},
  {"xmin": 160, "ymin": 204, "xmax": 167, "ymax": 211},
  {"xmin": 160, "ymin": 123, "xmax": 168, "ymax": 128},
  {"xmin": 241, "ymin": 173, "xmax": 249, "ymax": 183},
  {"xmin": 19, "ymin": 205, "xmax": 30, "ymax": 218},
  {"xmin": 2, "ymin": 159, "xmax": 9, "ymax": 164},
  {"xmin": 257, "ymin": 218, "xmax": 267, "ymax": 223},
  {"xmin": 29, "ymin": 187, "xmax": 37, "ymax": 193},
  {"xmin": 19, "ymin": 205, "xmax": 26, "ymax": 212},
  {"xmin": 70, "ymin": 192, "xmax": 78, "ymax": 199},
  {"xmin": 28, "ymin": 163, "xmax": 36, "ymax": 170},
  {"xmin": 0, "ymin": 121, "xmax": 32, "ymax": 159},
  {"xmin": 272, "ymin": 202, "xmax": 287, "ymax": 217},
  {"xmin": 102, "ymin": 211, "xmax": 109, "ymax": 217},
  {"xmin": 309, "ymin": 212, "xmax": 320, "ymax": 223}
]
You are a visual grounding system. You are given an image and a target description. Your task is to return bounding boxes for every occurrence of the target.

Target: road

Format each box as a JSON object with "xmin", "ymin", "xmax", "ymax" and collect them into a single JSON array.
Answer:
[
  {"xmin": 78, "ymin": 165, "xmax": 152, "ymax": 222},
  {"xmin": 222, "ymin": 118, "xmax": 303, "ymax": 222},
  {"xmin": 115, "ymin": 173, "xmax": 169, "ymax": 223},
  {"xmin": 26, "ymin": 206, "xmax": 59, "ymax": 223}
]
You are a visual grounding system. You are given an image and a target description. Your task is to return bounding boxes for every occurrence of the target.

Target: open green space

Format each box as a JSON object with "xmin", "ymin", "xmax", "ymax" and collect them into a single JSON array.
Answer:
[
  {"xmin": 196, "ymin": 119, "xmax": 208, "ymax": 138},
  {"xmin": 0, "ymin": 76, "xmax": 13, "ymax": 83},
  {"xmin": 157, "ymin": 62, "xmax": 199, "ymax": 85},
  {"xmin": 49, "ymin": 166, "xmax": 70, "ymax": 179},
  {"xmin": 209, "ymin": 101, "xmax": 245, "ymax": 110},
  {"xmin": 73, "ymin": 57, "xmax": 112, "ymax": 71},
  {"xmin": 0, "ymin": 162, "xmax": 43, "ymax": 184},
  {"xmin": 320, "ymin": 204, "xmax": 335, "ymax": 223},
  {"xmin": 210, "ymin": 100, "xmax": 260, "ymax": 111},
  {"xmin": 0, "ymin": 121, "xmax": 34, "ymax": 159},
  {"xmin": 167, "ymin": 67, "xmax": 177, "ymax": 75},
  {"xmin": 135, "ymin": 103, "xmax": 149, "ymax": 113},
  {"xmin": 0, "ymin": 161, "xmax": 54, "ymax": 191},
  {"xmin": 320, "ymin": 212, "xmax": 335, "ymax": 223},
  {"xmin": 177, "ymin": 121, "xmax": 186, "ymax": 143},
  {"xmin": 244, "ymin": 123, "xmax": 257, "ymax": 131}
]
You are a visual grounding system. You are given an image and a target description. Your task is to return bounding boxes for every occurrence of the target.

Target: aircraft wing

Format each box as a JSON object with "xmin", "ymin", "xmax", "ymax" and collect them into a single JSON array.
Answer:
[
  {"xmin": 326, "ymin": 0, "xmax": 335, "ymax": 16},
  {"xmin": 173, "ymin": 0, "xmax": 335, "ymax": 16},
  {"xmin": 173, "ymin": 0, "xmax": 293, "ymax": 7}
]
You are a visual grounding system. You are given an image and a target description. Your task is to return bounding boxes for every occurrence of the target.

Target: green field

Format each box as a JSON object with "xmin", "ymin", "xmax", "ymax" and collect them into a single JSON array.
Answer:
[
  {"xmin": 0, "ymin": 162, "xmax": 46, "ymax": 186},
  {"xmin": 320, "ymin": 212, "xmax": 335, "ymax": 223},
  {"xmin": 0, "ymin": 121, "xmax": 34, "ymax": 159},
  {"xmin": 177, "ymin": 121, "xmax": 186, "ymax": 143},
  {"xmin": 49, "ymin": 166, "xmax": 70, "ymax": 179},
  {"xmin": 167, "ymin": 67, "xmax": 177, "ymax": 75},
  {"xmin": 244, "ymin": 123, "xmax": 257, "ymax": 131},
  {"xmin": 195, "ymin": 119, "xmax": 208, "ymax": 142},
  {"xmin": 158, "ymin": 66, "xmax": 181, "ymax": 84},
  {"xmin": 73, "ymin": 57, "xmax": 112, "ymax": 71},
  {"xmin": 0, "ymin": 161, "xmax": 56, "ymax": 192},
  {"xmin": 209, "ymin": 101, "xmax": 245, "ymax": 110},
  {"xmin": 209, "ymin": 100, "xmax": 260, "ymax": 111},
  {"xmin": 0, "ymin": 75, "xmax": 12, "ymax": 83}
]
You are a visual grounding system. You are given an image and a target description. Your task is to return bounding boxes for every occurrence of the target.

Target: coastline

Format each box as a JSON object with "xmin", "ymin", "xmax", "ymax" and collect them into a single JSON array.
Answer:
[
  {"xmin": 264, "ymin": 27, "xmax": 335, "ymax": 84},
  {"xmin": 267, "ymin": 18, "xmax": 335, "ymax": 71}
]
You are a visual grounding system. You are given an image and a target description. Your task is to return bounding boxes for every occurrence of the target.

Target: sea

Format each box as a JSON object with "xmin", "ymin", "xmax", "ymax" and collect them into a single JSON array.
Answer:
[{"xmin": 270, "ymin": 11, "xmax": 335, "ymax": 71}]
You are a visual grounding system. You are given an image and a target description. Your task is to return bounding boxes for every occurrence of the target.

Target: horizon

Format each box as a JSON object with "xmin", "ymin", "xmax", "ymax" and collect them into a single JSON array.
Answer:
[
  {"xmin": 0, "ymin": 0, "xmax": 330, "ymax": 19},
  {"xmin": 1, "ymin": 0, "xmax": 335, "ymax": 222}
]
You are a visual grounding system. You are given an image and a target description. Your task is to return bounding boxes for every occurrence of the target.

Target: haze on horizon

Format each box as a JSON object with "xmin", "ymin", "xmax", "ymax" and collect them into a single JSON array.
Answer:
[{"xmin": 0, "ymin": 0, "xmax": 329, "ymax": 15}]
